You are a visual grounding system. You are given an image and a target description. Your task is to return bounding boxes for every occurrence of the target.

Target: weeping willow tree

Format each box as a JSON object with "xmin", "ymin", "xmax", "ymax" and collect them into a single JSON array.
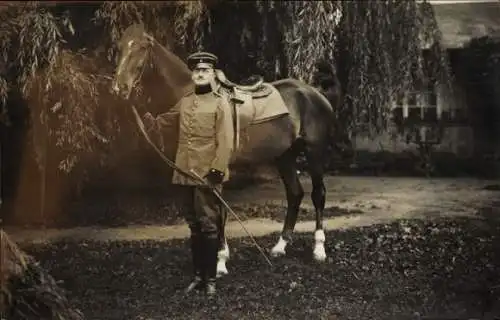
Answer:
[
  {"xmin": 337, "ymin": 1, "xmax": 450, "ymax": 136},
  {"xmin": 0, "ymin": 2, "xmax": 206, "ymax": 174},
  {"xmin": 1, "ymin": 0, "xmax": 448, "ymax": 174},
  {"xmin": 0, "ymin": 2, "xmax": 117, "ymax": 176},
  {"xmin": 157, "ymin": 0, "xmax": 449, "ymax": 136},
  {"xmin": 0, "ymin": 1, "xmax": 451, "ymax": 217}
]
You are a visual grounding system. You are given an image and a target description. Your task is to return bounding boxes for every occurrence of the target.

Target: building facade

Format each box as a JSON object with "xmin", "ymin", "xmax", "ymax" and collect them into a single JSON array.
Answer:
[{"xmin": 354, "ymin": 0, "xmax": 500, "ymax": 160}]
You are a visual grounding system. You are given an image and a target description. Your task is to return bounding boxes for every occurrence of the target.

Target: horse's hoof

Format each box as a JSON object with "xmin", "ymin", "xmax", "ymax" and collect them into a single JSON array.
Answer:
[
  {"xmin": 216, "ymin": 270, "xmax": 228, "ymax": 278},
  {"xmin": 313, "ymin": 247, "xmax": 327, "ymax": 262},
  {"xmin": 271, "ymin": 236, "xmax": 288, "ymax": 257},
  {"xmin": 216, "ymin": 261, "xmax": 228, "ymax": 278},
  {"xmin": 270, "ymin": 248, "xmax": 286, "ymax": 257}
]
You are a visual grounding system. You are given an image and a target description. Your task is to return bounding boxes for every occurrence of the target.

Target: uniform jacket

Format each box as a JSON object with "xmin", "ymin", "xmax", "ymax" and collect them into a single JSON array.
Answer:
[{"xmin": 144, "ymin": 89, "xmax": 234, "ymax": 186}]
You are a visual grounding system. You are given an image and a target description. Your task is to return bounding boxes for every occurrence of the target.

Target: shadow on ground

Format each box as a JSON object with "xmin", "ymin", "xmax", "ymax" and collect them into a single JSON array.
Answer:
[
  {"xmin": 229, "ymin": 203, "xmax": 363, "ymax": 223},
  {"xmin": 31, "ymin": 195, "xmax": 363, "ymax": 228}
]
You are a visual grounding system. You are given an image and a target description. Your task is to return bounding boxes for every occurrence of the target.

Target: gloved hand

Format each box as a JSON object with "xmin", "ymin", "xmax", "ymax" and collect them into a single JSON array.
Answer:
[
  {"xmin": 143, "ymin": 112, "xmax": 155, "ymax": 129},
  {"xmin": 204, "ymin": 168, "xmax": 224, "ymax": 185}
]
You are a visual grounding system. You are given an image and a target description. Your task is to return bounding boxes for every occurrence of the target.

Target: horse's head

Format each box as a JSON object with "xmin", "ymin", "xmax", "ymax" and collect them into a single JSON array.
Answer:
[{"xmin": 112, "ymin": 23, "xmax": 154, "ymax": 99}]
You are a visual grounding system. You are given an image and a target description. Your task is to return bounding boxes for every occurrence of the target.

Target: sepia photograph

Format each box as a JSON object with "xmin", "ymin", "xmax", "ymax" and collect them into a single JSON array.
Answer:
[{"xmin": 1, "ymin": 0, "xmax": 500, "ymax": 319}]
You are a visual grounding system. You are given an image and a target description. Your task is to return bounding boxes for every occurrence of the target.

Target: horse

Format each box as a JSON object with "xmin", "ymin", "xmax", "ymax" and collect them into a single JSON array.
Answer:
[{"xmin": 111, "ymin": 24, "xmax": 341, "ymax": 276}]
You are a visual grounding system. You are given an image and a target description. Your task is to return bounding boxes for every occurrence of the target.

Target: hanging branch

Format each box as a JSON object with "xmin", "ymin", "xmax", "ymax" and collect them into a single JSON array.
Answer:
[
  {"xmin": 173, "ymin": 1, "xmax": 448, "ymax": 137},
  {"xmin": 335, "ymin": 0, "xmax": 450, "ymax": 136},
  {"xmin": 0, "ymin": 0, "xmax": 449, "ymax": 175},
  {"xmin": 172, "ymin": 0, "xmax": 207, "ymax": 50},
  {"xmin": 279, "ymin": 1, "xmax": 341, "ymax": 83}
]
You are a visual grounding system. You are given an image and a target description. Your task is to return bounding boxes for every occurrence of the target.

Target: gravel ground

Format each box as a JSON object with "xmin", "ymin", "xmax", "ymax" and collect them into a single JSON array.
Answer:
[{"xmin": 21, "ymin": 214, "xmax": 500, "ymax": 320}]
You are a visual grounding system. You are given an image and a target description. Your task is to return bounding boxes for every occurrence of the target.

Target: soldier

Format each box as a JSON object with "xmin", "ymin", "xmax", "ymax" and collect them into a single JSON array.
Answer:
[{"xmin": 144, "ymin": 52, "xmax": 234, "ymax": 296}]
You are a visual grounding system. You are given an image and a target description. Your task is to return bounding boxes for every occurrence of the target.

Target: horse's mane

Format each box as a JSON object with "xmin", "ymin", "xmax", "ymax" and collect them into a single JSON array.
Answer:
[
  {"xmin": 149, "ymin": 38, "xmax": 194, "ymax": 102},
  {"xmin": 119, "ymin": 23, "xmax": 194, "ymax": 103}
]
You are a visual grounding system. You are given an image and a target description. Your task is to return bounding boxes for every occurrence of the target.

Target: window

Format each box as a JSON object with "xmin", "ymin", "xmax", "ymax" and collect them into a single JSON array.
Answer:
[
  {"xmin": 391, "ymin": 84, "xmax": 442, "ymax": 126},
  {"xmin": 407, "ymin": 92, "xmax": 417, "ymax": 106},
  {"xmin": 406, "ymin": 91, "xmax": 420, "ymax": 123}
]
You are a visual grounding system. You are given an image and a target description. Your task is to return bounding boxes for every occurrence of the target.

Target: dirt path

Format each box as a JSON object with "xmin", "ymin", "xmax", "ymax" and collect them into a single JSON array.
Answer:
[
  {"xmin": 5, "ymin": 176, "xmax": 499, "ymax": 244},
  {"xmin": 227, "ymin": 175, "xmax": 499, "ymax": 214}
]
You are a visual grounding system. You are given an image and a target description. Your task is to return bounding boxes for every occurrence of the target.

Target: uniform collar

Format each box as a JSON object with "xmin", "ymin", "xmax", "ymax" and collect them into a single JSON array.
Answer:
[{"xmin": 194, "ymin": 84, "xmax": 212, "ymax": 95}]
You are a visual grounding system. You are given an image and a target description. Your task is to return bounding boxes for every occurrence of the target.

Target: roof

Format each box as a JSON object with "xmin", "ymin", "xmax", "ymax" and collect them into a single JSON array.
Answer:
[{"xmin": 430, "ymin": 1, "xmax": 500, "ymax": 48}]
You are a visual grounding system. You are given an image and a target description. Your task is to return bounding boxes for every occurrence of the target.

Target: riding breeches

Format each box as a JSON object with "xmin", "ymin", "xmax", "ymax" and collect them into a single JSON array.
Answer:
[{"xmin": 175, "ymin": 185, "xmax": 223, "ymax": 238}]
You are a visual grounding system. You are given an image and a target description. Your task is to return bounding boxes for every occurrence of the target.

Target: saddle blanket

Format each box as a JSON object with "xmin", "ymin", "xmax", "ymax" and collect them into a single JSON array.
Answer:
[{"xmin": 232, "ymin": 83, "xmax": 289, "ymax": 149}]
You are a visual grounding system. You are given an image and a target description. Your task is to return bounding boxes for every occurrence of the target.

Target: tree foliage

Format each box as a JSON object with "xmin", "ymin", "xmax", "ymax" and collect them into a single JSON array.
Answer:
[
  {"xmin": 0, "ymin": 0, "xmax": 449, "ymax": 176},
  {"xmin": 0, "ymin": 2, "xmax": 73, "ymax": 98},
  {"xmin": 157, "ymin": 0, "xmax": 450, "ymax": 135},
  {"xmin": 24, "ymin": 50, "xmax": 116, "ymax": 172},
  {"xmin": 335, "ymin": 1, "xmax": 451, "ymax": 136}
]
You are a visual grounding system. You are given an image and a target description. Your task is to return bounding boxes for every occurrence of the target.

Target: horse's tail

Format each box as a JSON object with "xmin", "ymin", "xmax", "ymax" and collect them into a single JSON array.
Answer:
[{"xmin": 319, "ymin": 84, "xmax": 353, "ymax": 165}]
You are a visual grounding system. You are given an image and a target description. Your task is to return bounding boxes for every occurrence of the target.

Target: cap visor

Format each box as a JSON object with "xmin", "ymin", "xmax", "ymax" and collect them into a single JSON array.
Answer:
[{"xmin": 194, "ymin": 62, "xmax": 214, "ymax": 69}]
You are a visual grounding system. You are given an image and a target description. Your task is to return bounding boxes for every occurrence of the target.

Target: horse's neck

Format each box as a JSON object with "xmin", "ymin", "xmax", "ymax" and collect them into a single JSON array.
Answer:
[{"xmin": 151, "ymin": 42, "xmax": 194, "ymax": 102}]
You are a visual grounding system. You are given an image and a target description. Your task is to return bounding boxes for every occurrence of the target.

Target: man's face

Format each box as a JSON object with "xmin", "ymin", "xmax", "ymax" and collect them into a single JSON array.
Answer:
[{"xmin": 191, "ymin": 66, "xmax": 215, "ymax": 86}]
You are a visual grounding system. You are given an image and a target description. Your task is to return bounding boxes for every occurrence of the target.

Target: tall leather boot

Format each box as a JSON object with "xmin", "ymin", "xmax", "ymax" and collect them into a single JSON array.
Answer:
[
  {"xmin": 204, "ymin": 234, "xmax": 219, "ymax": 297},
  {"xmin": 185, "ymin": 233, "xmax": 205, "ymax": 294}
]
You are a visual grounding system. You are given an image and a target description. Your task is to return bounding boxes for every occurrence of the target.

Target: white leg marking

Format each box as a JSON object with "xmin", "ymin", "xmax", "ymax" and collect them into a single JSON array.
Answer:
[
  {"xmin": 313, "ymin": 229, "xmax": 327, "ymax": 262},
  {"xmin": 271, "ymin": 236, "xmax": 288, "ymax": 257},
  {"xmin": 216, "ymin": 242, "xmax": 230, "ymax": 278}
]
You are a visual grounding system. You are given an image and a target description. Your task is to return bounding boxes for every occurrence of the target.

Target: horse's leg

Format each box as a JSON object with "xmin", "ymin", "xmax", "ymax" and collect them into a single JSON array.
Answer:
[
  {"xmin": 216, "ymin": 205, "xmax": 229, "ymax": 277},
  {"xmin": 305, "ymin": 146, "xmax": 327, "ymax": 262},
  {"xmin": 271, "ymin": 150, "xmax": 304, "ymax": 257}
]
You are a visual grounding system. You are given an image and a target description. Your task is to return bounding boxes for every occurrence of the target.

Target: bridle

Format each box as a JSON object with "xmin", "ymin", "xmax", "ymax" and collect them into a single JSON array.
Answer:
[{"xmin": 120, "ymin": 34, "xmax": 153, "ymax": 99}]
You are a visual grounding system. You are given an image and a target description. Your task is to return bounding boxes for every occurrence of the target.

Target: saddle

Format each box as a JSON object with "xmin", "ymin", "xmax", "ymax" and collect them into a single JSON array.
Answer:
[
  {"xmin": 215, "ymin": 69, "xmax": 273, "ymax": 99},
  {"xmin": 215, "ymin": 72, "xmax": 289, "ymax": 151}
]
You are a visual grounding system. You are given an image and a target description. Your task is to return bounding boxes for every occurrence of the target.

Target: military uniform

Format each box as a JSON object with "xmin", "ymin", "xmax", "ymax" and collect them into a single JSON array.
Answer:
[
  {"xmin": 143, "ymin": 52, "xmax": 233, "ymax": 296},
  {"xmin": 170, "ymin": 90, "xmax": 233, "ymax": 186}
]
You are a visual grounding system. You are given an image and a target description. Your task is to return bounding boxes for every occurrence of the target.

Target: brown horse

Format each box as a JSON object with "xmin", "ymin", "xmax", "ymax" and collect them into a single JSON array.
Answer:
[{"xmin": 111, "ymin": 24, "xmax": 341, "ymax": 275}]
